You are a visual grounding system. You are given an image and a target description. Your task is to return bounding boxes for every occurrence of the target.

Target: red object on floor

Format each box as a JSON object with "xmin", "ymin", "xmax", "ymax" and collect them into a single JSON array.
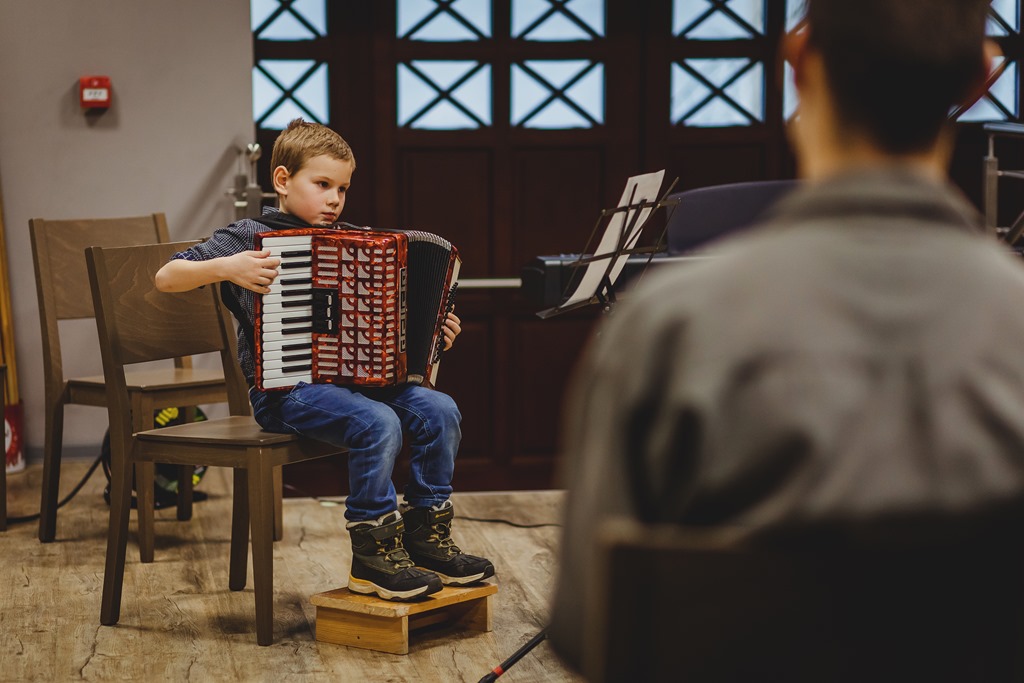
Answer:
[{"xmin": 5, "ymin": 399, "xmax": 23, "ymax": 473}]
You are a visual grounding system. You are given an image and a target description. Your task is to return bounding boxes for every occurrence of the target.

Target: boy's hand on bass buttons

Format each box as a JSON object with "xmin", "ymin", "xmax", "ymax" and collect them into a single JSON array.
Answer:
[{"xmin": 442, "ymin": 311, "xmax": 461, "ymax": 350}]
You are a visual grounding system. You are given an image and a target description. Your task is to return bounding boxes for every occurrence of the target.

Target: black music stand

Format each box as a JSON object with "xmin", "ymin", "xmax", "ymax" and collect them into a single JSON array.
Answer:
[{"xmin": 536, "ymin": 171, "xmax": 679, "ymax": 319}]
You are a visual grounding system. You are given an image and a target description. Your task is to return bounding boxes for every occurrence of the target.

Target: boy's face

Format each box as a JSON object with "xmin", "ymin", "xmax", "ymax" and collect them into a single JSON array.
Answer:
[{"xmin": 273, "ymin": 154, "xmax": 354, "ymax": 226}]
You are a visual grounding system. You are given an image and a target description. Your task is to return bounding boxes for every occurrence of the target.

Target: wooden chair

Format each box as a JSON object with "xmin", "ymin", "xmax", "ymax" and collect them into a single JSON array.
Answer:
[
  {"xmin": 586, "ymin": 516, "xmax": 1024, "ymax": 683},
  {"xmin": 87, "ymin": 241, "xmax": 344, "ymax": 646},
  {"xmin": 30, "ymin": 215, "xmax": 228, "ymax": 555}
]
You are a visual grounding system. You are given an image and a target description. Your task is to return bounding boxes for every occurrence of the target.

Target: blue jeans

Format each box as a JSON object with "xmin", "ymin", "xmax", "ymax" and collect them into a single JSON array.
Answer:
[{"xmin": 249, "ymin": 382, "xmax": 461, "ymax": 522}]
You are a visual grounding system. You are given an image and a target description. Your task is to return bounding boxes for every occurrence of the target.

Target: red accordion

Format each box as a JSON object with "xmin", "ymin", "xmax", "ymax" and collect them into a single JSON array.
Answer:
[{"xmin": 253, "ymin": 227, "xmax": 460, "ymax": 391}]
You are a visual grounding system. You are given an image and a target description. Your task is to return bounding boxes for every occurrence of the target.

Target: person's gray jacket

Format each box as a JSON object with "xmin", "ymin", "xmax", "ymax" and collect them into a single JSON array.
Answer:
[{"xmin": 549, "ymin": 169, "xmax": 1024, "ymax": 670}]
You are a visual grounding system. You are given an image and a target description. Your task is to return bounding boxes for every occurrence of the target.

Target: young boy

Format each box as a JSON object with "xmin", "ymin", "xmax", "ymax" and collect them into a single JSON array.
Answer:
[{"xmin": 156, "ymin": 118, "xmax": 494, "ymax": 601}]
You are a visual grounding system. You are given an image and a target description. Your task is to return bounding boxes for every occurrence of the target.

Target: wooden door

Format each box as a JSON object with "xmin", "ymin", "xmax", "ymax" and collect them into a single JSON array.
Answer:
[{"xmin": 251, "ymin": 0, "xmax": 1024, "ymax": 496}]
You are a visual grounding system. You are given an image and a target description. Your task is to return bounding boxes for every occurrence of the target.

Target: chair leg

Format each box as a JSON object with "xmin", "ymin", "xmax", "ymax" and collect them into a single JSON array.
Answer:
[
  {"xmin": 100, "ymin": 432, "xmax": 134, "ymax": 626},
  {"xmin": 38, "ymin": 402, "xmax": 65, "ymax": 542},
  {"xmin": 248, "ymin": 454, "xmax": 275, "ymax": 646},
  {"xmin": 229, "ymin": 468, "xmax": 249, "ymax": 592},
  {"xmin": 136, "ymin": 462, "xmax": 155, "ymax": 563},
  {"xmin": 177, "ymin": 407, "xmax": 198, "ymax": 522},
  {"xmin": 177, "ymin": 465, "xmax": 193, "ymax": 522},
  {"xmin": 273, "ymin": 466, "xmax": 283, "ymax": 542}
]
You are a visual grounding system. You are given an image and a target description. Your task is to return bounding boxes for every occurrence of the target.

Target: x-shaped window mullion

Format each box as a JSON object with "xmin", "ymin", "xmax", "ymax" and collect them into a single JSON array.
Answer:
[
  {"xmin": 402, "ymin": 62, "xmax": 488, "ymax": 128},
  {"xmin": 255, "ymin": 0, "xmax": 321, "ymax": 38},
  {"xmin": 976, "ymin": 58, "xmax": 1016, "ymax": 119},
  {"xmin": 403, "ymin": 0, "xmax": 488, "ymax": 40},
  {"xmin": 679, "ymin": 0, "xmax": 760, "ymax": 37},
  {"xmin": 519, "ymin": 0, "xmax": 601, "ymax": 40},
  {"xmin": 255, "ymin": 62, "xmax": 323, "ymax": 126},
  {"xmin": 516, "ymin": 61, "xmax": 600, "ymax": 126},
  {"xmin": 989, "ymin": 6, "xmax": 1015, "ymax": 35},
  {"xmin": 676, "ymin": 60, "xmax": 759, "ymax": 124}
]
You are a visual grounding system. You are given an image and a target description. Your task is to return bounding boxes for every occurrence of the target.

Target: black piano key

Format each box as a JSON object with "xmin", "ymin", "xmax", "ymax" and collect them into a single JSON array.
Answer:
[
  {"xmin": 283, "ymin": 353, "xmax": 313, "ymax": 363},
  {"xmin": 283, "ymin": 299, "xmax": 314, "ymax": 308},
  {"xmin": 282, "ymin": 342, "xmax": 309, "ymax": 352},
  {"xmin": 281, "ymin": 260, "xmax": 312, "ymax": 269},
  {"xmin": 282, "ymin": 288, "xmax": 313, "ymax": 298},
  {"xmin": 282, "ymin": 363, "xmax": 313, "ymax": 373},
  {"xmin": 283, "ymin": 326, "xmax": 314, "ymax": 335},
  {"xmin": 280, "ymin": 250, "xmax": 312, "ymax": 257},
  {"xmin": 281, "ymin": 277, "xmax": 313, "ymax": 286},
  {"xmin": 282, "ymin": 315, "xmax": 313, "ymax": 324}
]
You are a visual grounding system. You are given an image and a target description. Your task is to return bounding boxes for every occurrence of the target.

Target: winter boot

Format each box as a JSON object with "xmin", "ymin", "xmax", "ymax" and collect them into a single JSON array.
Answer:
[
  {"xmin": 402, "ymin": 500, "xmax": 496, "ymax": 585},
  {"xmin": 347, "ymin": 511, "xmax": 443, "ymax": 601}
]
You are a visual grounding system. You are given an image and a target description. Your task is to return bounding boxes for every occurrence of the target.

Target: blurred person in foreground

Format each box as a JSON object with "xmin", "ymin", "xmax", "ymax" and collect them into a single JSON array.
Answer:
[{"xmin": 550, "ymin": 0, "xmax": 1020, "ymax": 671}]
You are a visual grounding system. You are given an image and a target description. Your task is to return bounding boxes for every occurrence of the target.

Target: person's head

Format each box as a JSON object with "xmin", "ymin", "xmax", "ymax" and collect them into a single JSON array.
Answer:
[
  {"xmin": 786, "ymin": 0, "xmax": 993, "ymax": 176},
  {"xmin": 270, "ymin": 118, "xmax": 356, "ymax": 226}
]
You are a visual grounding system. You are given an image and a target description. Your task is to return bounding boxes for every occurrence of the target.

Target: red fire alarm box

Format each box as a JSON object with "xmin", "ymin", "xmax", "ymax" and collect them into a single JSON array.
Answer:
[{"xmin": 79, "ymin": 76, "xmax": 112, "ymax": 110}]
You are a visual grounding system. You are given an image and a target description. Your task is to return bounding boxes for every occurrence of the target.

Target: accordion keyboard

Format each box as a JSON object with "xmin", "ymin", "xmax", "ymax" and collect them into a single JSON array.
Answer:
[{"xmin": 257, "ymin": 232, "xmax": 405, "ymax": 390}]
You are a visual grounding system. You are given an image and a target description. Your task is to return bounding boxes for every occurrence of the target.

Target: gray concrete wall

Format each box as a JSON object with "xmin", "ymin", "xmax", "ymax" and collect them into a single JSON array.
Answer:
[{"xmin": 0, "ymin": 1, "xmax": 254, "ymax": 460}]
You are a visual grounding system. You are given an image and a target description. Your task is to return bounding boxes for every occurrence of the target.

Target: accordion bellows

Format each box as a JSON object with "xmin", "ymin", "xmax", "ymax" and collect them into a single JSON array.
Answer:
[{"xmin": 253, "ymin": 227, "xmax": 460, "ymax": 391}]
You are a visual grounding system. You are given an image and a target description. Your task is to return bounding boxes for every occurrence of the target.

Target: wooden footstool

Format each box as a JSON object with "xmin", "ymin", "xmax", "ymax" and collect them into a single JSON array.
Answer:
[{"xmin": 312, "ymin": 583, "xmax": 498, "ymax": 654}]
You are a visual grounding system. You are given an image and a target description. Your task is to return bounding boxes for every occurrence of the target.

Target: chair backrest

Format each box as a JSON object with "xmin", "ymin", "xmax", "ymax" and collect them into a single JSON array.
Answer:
[
  {"xmin": 665, "ymin": 179, "xmax": 799, "ymax": 255},
  {"xmin": 85, "ymin": 242, "xmax": 250, "ymax": 427},
  {"xmin": 29, "ymin": 214, "xmax": 172, "ymax": 386},
  {"xmin": 587, "ymin": 517, "xmax": 1024, "ymax": 683}
]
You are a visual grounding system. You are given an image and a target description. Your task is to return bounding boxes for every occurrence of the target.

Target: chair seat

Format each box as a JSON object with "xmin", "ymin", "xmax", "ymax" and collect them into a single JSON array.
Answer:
[
  {"xmin": 69, "ymin": 367, "xmax": 225, "ymax": 392},
  {"xmin": 136, "ymin": 415, "xmax": 298, "ymax": 446}
]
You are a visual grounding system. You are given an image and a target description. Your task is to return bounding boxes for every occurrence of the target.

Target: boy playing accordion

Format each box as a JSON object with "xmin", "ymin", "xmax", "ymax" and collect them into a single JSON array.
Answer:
[{"xmin": 156, "ymin": 118, "xmax": 494, "ymax": 601}]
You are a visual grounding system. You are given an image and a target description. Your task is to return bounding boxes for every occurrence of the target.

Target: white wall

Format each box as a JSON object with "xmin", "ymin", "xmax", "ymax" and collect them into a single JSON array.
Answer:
[{"xmin": 0, "ymin": 1, "xmax": 254, "ymax": 459}]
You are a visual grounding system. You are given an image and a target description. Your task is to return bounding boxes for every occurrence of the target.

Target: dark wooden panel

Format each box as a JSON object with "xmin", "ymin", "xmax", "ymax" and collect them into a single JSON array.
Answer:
[
  {"xmin": 511, "ymin": 313, "xmax": 599, "ymax": 456},
  {"xmin": 512, "ymin": 147, "xmax": 607, "ymax": 274},
  {"xmin": 670, "ymin": 143, "xmax": 767, "ymax": 192},
  {"xmin": 434, "ymin": 314, "xmax": 493, "ymax": 464},
  {"xmin": 399, "ymin": 149, "xmax": 493, "ymax": 278}
]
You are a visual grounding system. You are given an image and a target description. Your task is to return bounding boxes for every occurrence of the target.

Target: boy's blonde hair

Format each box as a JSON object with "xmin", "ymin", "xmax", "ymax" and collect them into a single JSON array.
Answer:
[{"xmin": 270, "ymin": 118, "xmax": 356, "ymax": 175}]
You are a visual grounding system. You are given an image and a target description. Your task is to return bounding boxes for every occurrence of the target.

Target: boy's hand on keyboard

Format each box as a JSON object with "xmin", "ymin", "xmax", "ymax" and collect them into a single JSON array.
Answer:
[{"xmin": 223, "ymin": 250, "xmax": 281, "ymax": 294}]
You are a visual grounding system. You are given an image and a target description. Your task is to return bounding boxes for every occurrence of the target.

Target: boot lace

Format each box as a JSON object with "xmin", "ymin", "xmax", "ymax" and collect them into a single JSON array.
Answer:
[
  {"xmin": 378, "ymin": 532, "xmax": 414, "ymax": 568},
  {"xmin": 429, "ymin": 521, "xmax": 461, "ymax": 557}
]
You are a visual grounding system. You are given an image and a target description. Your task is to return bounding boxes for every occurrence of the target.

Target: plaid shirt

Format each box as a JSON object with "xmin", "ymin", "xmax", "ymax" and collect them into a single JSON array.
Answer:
[{"xmin": 171, "ymin": 207, "xmax": 294, "ymax": 384}]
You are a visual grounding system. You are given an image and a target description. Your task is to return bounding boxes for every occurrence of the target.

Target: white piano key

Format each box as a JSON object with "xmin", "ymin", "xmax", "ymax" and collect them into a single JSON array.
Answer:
[
  {"xmin": 260, "ymin": 334, "xmax": 313, "ymax": 350},
  {"xmin": 261, "ymin": 304, "xmax": 314, "ymax": 316},
  {"xmin": 261, "ymin": 292, "xmax": 312, "ymax": 306},
  {"xmin": 270, "ymin": 268, "xmax": 313, "ymax": 282},
  {"xmin": 259, "ymin": 346, "xmax": 312, "ymax": 359},
  {"xmin": 261, "ymin": 330, "xmax": 315, "ymax": 344},
  {"xmin": 262, "ymin": 363, "xmax": 313, "ymax": 377},
  {"xmin": 262, "ymin": 374, "xmax": 312, "ymax": 389},
  {"xmin": 262, "ymin": 321, "xmax": 314, "ymax": 334},
  {"xmin": 262, "ymin": 235, "xmax": 313, "ymax": 248}
]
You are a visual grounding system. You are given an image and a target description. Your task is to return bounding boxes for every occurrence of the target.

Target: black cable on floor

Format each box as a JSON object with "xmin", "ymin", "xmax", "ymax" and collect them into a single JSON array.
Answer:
[
  {"xmin": 283, "ymin": 483, "xmax": 562, "ymax": 528},
  {"xmin": 5, "ymin": 451, "xmax": 105, "ymax": 525},
  {"xmin": 458, "ymin": 516, "xmax": 562, "ymax": 529}
]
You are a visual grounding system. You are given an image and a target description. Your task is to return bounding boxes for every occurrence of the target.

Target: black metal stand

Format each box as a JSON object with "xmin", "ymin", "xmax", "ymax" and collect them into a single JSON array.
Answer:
[
  {"xmin": 478, "ymin": 629, "xmax": 548, "ymax": 682},
  {"xmin": 536, "ymin": 175, "xmax": 679, "ymax": 319},
  {"xmin": 479, "ymin": 174, "xmax": 678, "ymax": 678}
]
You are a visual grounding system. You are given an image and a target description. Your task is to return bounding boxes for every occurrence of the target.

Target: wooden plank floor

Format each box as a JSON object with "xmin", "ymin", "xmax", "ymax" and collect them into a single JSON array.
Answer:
[{"xmin": 0, "ymin": 461, "xmax": 581, "ymax": 682}]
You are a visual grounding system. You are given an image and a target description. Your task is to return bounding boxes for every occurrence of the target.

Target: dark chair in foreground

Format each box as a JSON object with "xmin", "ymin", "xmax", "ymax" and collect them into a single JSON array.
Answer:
[
  {"xmin": 666, "ymin": 179, "xmax": 800, "ymax": 255},
  {"xmin": 88, "ymin": 241, "xmax": 344, "ymax": 645},
  {"xmin": 587, "ymin": 517, "xmax": 1024, "ymax": 683},
  {"xmin": 30, "ymin": 215, "xmax": 227, "ymax": 552}
]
